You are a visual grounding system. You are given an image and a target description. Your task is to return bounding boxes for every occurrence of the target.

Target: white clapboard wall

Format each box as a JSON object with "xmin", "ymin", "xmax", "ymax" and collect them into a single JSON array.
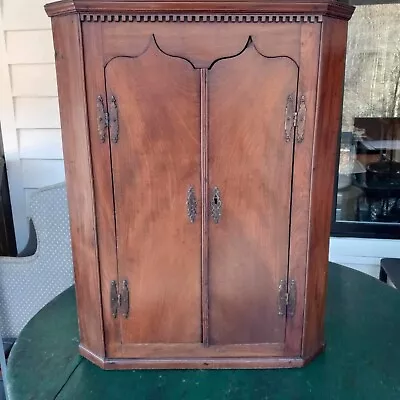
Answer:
[{"xmin": 0, "ymin": 0, "xmax": 64, "ymax": 250}]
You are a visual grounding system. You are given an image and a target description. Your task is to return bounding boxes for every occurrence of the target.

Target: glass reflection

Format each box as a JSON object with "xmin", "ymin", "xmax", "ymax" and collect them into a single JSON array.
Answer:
[{"xmin": 335, "ymin": 3, "xmax": 400, "ymax": 226}]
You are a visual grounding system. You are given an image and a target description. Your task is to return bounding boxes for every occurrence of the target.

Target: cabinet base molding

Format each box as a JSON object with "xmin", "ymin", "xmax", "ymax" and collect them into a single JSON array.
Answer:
[{"xmin": 79, "ymin": 344, "xmax": 324, "ymax": 370}]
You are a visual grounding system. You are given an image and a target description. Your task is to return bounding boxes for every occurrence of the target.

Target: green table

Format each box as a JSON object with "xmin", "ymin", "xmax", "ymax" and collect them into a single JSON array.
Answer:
[{"xmin": 7, "ymin": 263, "xmax": 400, "ymax": 400}]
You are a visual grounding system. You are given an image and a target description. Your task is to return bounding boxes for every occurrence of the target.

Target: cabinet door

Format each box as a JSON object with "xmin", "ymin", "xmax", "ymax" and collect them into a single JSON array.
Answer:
[
  {"xmin": 208, "ymin": 41, "xmax": 298, "ymax": 346},
  {"xmin": 105, "ymin": 42, "xmax": 201, "ymax": 355}
]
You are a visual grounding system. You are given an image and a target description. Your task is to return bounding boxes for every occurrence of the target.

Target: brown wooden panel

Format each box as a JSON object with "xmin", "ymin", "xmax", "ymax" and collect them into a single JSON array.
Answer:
[
  {"xmin": 285, "ymin": 23, "xmax": 321, "ymax": 355},
  {"xmin": 51, "ymin": 15, "xmax": 104, "ymax": 356},
  {"xmin": 105, "ymin": 39, "xmax": 201, "ymax": 346},
  {"xmin": 82, "ymin": 22, "xmax": 121, "ymax": 356},
  {"xmin": 208, "ymin": 40, "xmax": 298, "ymax": 345},
  {"xmin": 101, "ymin": 23, "xmax": 301, "ymax": 66},
  {"xmin": 116, "ymin": 343, "xmax": 284, "ymax": 358},
  {"xmin": 302, "ymin": 17, "xmax": 349, "ymax": 358}
]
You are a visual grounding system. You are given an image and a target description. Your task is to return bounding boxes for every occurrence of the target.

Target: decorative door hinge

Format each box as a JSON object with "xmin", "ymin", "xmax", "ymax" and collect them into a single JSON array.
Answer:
[
  {"xmin": 110, "ymin": 280, "xmax": 129, "ymax": 319},
  {"xmin": 295, "ymin": 95, "xmax": 306, "ymax": 143},
  {"xmin": 287, "ymin": 279, "xmax": 296, "ymax": 317},
  {"xmin": 96, "ymin": 95, "xmax": 108, "ymax": 143},
  {"xmin": 284, "ymin": 93, "xmax": 296, "ymax": 142},
  {"xmin": 110, "ymin": 280, "xmax": 118, "ymax": 318},
  {"xmin": 278, "ymin": 279, "xmax": 296, "ymax": 318},
  {"xmin": 109, "ymin": 95, "xmax": 119, "ymax": 144},
  {"xmin": 120, "ymin": 280, "xmax": 129, "ymax": 318},
  {"xmin": 293, "ymin": 112, "xmax": 298, "ymax": 128}
]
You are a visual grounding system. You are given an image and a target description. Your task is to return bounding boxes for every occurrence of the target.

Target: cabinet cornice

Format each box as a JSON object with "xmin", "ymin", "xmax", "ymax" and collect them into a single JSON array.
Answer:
[
  {"xmin": 45, "ymin": 1, "xmax": 354, "ymax": 21},
  {"xmin": 79, "ymin": 13, "xmax": 324, "ymax": 23}
]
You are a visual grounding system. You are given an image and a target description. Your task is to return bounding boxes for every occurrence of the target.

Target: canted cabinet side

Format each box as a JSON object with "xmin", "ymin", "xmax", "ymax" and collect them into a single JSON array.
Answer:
[
  {"xmin": 81, "ymin": 22, "xmax": 121, "ymax": 357},
  {"xmin": 286, "ymin": 22, "xmax": 322, "ymax": 356},
  {"xmin": 51, "ymin": 15, "xmax": 105, "ymax": 357},
  {"xmin": 302, "ymin": 17, "xmax": 350, "ymax": 360}
]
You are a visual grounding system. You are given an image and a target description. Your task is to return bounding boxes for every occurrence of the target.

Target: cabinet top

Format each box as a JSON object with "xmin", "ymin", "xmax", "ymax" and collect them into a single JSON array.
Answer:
[{"xmin": 45, "ymin": 0, "xmax": 354, "ymax": 20}]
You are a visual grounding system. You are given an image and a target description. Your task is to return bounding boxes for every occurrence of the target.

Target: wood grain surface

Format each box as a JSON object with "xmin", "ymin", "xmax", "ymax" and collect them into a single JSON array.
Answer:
[
  {"xmin": 302, "ymin": 17, "xmax": 349, "ymax": 359},
  {"xmin": 208, "ymin": 40, "xmax": 298, "ymax": 345},
  {"xmin": 51, "ymin": 14, "xmax": 105, "ymax": 357},
  {"xmin": 105, "ymin": 39, "xmax": 202, "ymax": 346}
]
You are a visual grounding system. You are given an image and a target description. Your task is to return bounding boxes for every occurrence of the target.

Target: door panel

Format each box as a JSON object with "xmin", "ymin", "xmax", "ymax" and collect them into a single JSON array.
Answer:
[
  {"xmin": 105, "ymin": 40, "xmax": 201, "ymax": 347},
  {"xmin": 208, "ymin": 41, "xmax": 298, "ymax": 345}
]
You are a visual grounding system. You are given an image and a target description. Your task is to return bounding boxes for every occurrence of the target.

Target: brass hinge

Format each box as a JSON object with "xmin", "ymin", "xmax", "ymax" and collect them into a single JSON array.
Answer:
[
  {"xmin": 284, "ymin": 93, "xmax": 295, "ymax": 142},
  {"xmin": 109, "ymin": 95, "xmax": 119, "ymax": 144},
  {"xmin": 295, "ymin": 95, "xmax": 306, "ymax": 143},
  {"xmin": 278, "ymin": 279, "xmax": 297, "ymax": 318},
  {"xmin": 110, "ymin": 280, "xmax": 129, "ymax": 319},
  {"xmin": 96, "ymin": 95, "xmax": 109, "ymax": 143}
]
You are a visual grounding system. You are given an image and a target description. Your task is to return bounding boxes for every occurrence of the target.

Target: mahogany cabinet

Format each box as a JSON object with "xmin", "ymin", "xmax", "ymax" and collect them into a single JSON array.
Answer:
[{"xmin": 45, "ymin": 0, "xmax": 354, "ymax": 369}]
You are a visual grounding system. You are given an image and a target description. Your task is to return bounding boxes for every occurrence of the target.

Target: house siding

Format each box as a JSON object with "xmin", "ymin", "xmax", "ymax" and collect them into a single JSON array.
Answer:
[{"xmin": 0, "ymin": 0, "xmax": 64, "ymax": 250}]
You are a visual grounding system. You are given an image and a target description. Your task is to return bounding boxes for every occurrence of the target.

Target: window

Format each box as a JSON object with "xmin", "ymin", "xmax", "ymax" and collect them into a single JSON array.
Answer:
[{"xmin": 332, "ymin": 0, "xmax": 400, "ymax": 238}]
